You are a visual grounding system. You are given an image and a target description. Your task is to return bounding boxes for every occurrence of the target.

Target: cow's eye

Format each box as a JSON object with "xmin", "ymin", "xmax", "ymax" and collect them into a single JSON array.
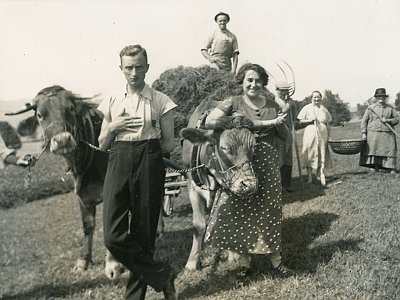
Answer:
[
  {"xmin": 37, "ymin": 111, "xmax": 45, "ymax": 120},
  {"xmin": 220, "ymin": 146, "xmax": 234, "ymax": 155}
]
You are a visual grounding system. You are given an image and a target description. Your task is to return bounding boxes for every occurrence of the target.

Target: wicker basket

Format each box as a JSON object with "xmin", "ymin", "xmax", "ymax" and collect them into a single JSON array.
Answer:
[{"xmin": 328, "ymin": 139, "xmax": 366, "ymax": 155}]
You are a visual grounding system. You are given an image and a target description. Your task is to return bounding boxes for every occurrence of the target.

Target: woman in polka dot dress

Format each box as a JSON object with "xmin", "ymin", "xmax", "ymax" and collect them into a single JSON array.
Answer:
[{"xmin": 205, "ymin": 62, "xmax": 293, "ymax": 278}]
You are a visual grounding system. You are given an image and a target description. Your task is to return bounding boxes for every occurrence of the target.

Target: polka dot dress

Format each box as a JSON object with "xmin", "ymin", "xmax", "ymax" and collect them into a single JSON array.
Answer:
[{"xmin": 205, "ymin": 139, "xmax": 282, "ymax": 255}]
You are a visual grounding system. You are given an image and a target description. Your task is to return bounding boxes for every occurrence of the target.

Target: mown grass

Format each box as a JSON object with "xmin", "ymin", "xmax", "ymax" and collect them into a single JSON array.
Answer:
[{"xmin": 1, "ymin": 122, "xmax": 399, "ymax": 300}]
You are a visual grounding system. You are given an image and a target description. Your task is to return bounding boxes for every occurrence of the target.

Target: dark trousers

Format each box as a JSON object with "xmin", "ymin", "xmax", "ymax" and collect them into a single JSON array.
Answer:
[
  {"xmin": 280, "ymin": 165, "xmax": 292, "ymax": 189},
  {"xmin": 103, "ymin": 140, "xmax": 170, "ymax": 300}
]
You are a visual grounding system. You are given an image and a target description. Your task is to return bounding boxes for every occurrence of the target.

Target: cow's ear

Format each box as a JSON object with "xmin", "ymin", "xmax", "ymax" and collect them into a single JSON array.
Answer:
[
  {"xmin": 17, "ymin": 115, "xmax": 39, "ymax": 137},
  {"xmin": 180, "ymin": 128, "xmax": 213, "ymax": 144}
]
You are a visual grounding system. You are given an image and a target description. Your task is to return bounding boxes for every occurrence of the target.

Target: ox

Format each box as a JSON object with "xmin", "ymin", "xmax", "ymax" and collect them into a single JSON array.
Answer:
[
  {"xmin": 181, "ymin": 99, "xmax": 258, "ymax": 270},
  {"xmin": 9, "ymin": 85, "xmax": 123, "ymax": 279}
]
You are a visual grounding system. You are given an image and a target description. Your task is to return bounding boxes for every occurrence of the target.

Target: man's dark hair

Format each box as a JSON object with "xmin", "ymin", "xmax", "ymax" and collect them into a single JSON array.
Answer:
[
  {"xmin": 119, "ymin": 44, "xmax": 148, "ymax": 64},
  {"xmin": 236, "ymin": 63, "xmax": 269, "ymax": 86}
]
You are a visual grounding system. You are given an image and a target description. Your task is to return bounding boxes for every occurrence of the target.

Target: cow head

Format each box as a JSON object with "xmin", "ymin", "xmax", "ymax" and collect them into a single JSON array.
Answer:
[
  {"xmin": 13, "ymin": 86, "xmax": 94, "ymax": 155},
  {"xmin": 181, "ymin": 127, "xmax": 258, "ymax": 197}
]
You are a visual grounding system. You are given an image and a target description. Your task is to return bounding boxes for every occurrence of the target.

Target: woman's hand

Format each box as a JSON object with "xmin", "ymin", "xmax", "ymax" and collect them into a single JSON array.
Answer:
[
  {"xmin": 275, "ymin": 114, "xmax": 287, "ymax": 125},
  {"xmin": 362, "ymin": 133, "xmax": 367, "ymax": 140}
]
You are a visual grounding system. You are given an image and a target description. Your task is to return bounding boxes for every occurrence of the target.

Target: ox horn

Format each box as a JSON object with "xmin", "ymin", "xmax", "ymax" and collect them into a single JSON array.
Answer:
[
  {"xmin": 275, "ymin": 59, "xmax": 296, "ymax": 97},
  {"xmin": 5, "ymin": 103, "xmax": 36, "ymax": 116}
]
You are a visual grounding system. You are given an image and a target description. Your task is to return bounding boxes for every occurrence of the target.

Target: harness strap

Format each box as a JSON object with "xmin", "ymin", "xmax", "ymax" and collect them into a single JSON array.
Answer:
[
  {"xmin": 190, "ymin": 109, "xmax": 207, "ymax": 188},
  {"xmin": 66, "ymin": 110, "xmax": 96, "ymax": 176}
]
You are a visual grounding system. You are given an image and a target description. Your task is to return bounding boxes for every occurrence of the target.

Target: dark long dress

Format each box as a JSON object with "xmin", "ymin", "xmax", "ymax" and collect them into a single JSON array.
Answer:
[
  {"xmin": 359, "ymin": 103, "xmax": 398, "ymax": 170},
  {"xmin": 204, "ymin": 96, "xmax": 283, "ymax": 255}
]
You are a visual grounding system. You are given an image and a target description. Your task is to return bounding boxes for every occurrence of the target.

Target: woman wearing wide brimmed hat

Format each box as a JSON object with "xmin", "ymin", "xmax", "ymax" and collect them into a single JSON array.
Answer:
[
  {"xmin": 201, "ymin": 11, "xmax": 239, "ymax": 74},
  {"xmin": 359, "ymin": 88, "xmax": 399, "ymax": 173}
]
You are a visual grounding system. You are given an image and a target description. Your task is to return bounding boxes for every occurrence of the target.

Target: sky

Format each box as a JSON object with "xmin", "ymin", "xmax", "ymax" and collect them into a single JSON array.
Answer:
[{"xmin": 1, "ymin": 0, "xmax": 400, "ymax": 107}]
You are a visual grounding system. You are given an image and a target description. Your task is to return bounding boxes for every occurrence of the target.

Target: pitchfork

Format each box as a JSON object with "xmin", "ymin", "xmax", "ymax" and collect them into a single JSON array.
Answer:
[{"xmin": 273, "ymin": 59, "xmax": 303, "ymax": 190}]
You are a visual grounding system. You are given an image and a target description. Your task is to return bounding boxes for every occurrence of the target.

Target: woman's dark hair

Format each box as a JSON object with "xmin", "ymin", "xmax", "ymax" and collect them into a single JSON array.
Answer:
[
  {"xmin": 236, "ymin": 63, "xmax": 269, "ymax": 86},
  {"xmin": 311, "ymin": 90, "xmax": 322, "ymax": 98}
]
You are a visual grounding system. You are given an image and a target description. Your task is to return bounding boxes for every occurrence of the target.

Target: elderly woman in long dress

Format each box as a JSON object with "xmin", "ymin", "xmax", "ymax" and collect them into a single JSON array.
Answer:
[
  {"xmin": 297, "ymin": 91, "xmax": 332, "ymax": 186},
  {"xmin": 359, "ymin": 88, "xmax": 398, "ymax": 173}
]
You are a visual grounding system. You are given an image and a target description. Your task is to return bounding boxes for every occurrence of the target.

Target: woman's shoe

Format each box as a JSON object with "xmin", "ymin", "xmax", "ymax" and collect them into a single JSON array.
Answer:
[
  {"xmin": 271, "ymin": 263, "xmax": 294, "ymax": 279},
  {"xmin": 162, "ymin": 268, "xmax": 178, "ymax": 300}
]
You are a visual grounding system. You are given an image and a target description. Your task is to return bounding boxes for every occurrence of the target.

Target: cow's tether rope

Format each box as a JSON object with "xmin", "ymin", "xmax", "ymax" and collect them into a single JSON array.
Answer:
[
  {"xmin": 24, "ymin": 140, "xmax": 49, "ymax": 184},
  {"xmin": 81, "ymin": 139, "xmax": 205, "ymax": 173}
]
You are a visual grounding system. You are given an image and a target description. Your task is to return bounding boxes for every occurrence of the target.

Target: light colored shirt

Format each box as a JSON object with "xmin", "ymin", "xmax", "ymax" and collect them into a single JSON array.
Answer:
[
  {"xmin": 97, "ymin": 84, "xmax": 177, "ymax": 142},
  {"xmin": 202, "ymin": 29, "xmax": 239, "ymax": 58},
  {"xmin": 297, "ymin": 103, "xmax": 332, "ymax": 125}
]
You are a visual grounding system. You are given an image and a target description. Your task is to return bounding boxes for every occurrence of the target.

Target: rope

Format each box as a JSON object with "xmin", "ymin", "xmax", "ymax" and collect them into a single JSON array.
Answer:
[
  {"xmin": 81, "ymin": 139, "xmax": 205, "ymax": 174},
  {"xmin": 23, "ymin": 140, "xmax": 49, "ymax": 185},
  {"xmin": 165, "ymin": 164, "xmax": 205, "ymax": 173}
]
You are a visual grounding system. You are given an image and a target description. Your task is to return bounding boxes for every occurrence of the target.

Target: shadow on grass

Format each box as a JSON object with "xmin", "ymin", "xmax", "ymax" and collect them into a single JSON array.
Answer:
[
  {"xmin": 1, "ymin": 276, "xmax": 126, "ymax": 300},
  {"xmin": 283, "ymin": 177, "xmax": 326, "ymax": 204},
  {"xmin": 171, "ymin": 202, "xmax": 192, "ymax": 217},
  {"xmin": 282, "ymin": 212, "xmax": 362, "ymax": 273},
  {"xmin": 175, "ymin": 211, "xmax": 362, "ymax": 299},
  {"xmin": 177, "ymin": 267, "xmax": 261, "ymax": 300},
  {"xmin": 283, "ymin": 169, "xmax": 373, "ymax": 205}
]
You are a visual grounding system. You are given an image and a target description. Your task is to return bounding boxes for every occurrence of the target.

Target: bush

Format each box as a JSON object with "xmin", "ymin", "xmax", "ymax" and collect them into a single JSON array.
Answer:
[{"xmin": 152, "ymin": 65, "xmax": 242, "ymax": 135}]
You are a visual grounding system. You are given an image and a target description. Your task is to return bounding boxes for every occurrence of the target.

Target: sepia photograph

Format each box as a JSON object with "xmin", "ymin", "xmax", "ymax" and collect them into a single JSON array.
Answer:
[{"xmin": 0, "ymin": 0, "xmax": 399, "ymax": 299}]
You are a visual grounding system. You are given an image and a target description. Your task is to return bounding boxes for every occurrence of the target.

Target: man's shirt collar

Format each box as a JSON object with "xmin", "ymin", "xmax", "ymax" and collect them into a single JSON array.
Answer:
[{"xmin": 123, "ymin": 84, "xmax": 152, "ymax": 101}]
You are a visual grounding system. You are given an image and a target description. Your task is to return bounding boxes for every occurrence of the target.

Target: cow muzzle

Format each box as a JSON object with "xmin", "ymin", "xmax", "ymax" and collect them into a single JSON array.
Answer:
[
  {"xmin": 223, "ymin": 162, "xmax": 258, "ymax": 197},
  {"xmin": 50, "ymin": 132, "xmax": 77, "ymax": 154}
]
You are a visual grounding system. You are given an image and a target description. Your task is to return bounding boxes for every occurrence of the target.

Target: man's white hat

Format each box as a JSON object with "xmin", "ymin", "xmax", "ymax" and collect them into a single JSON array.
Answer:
[{"xmin": 275, "ymin": 81, "xmax": 290, "ymax": 90}]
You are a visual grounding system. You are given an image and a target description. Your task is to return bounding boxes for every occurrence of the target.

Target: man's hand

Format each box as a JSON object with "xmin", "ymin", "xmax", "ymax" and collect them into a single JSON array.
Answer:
[
  {"xmin": 110, "ymin": 116, "xmax": 143, "ymax": 133},
  {"xmin": 16, "ymin": 158, "xmax": 29, "ymax": 166},
  {"xmin": 18, "ymin": 154, "xmax": 37, "ymax": 167}
]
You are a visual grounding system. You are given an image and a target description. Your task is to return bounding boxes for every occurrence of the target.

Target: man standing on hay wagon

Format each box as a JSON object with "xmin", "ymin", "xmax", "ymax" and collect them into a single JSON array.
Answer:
[
  {"xmin": 201, "ymin": 11, "xmax": 239, "ymax": 74},
  {"xmin": 359, "ymin": 88, "xmax": 398, "ymax": 174}
]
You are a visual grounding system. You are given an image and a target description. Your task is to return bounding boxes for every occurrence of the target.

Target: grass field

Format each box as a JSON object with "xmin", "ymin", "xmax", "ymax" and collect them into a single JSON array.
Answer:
[{"xmin": 1, "ymin": 122, "xmax": 399, "ymax": 300}]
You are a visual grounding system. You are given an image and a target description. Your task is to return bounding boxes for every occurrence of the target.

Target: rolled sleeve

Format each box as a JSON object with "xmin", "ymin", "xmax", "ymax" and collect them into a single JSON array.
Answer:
[
  {"xmin": 97, "ymin": 97, "xmax": 112, "ymax": 121},
  {"xmin": 232, "ymin": 34, "xmax": 239, "ymax": 55}
]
